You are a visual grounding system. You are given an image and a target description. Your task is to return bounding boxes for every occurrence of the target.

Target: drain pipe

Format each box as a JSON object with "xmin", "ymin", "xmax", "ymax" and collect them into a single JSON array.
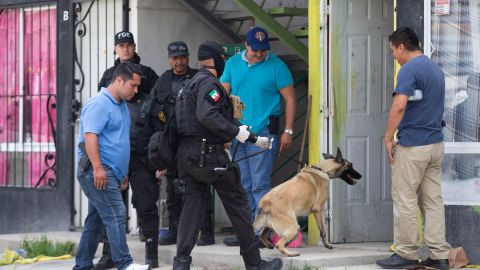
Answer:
[{"xmin": 122, "ymin": 0, "xmax": 129, "ymax": 31}]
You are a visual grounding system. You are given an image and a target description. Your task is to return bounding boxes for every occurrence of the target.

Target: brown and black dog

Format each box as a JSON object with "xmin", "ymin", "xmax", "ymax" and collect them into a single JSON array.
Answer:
[{"xmin": 253, "ymin": 148, "xmax": 362, "ymax": 257}]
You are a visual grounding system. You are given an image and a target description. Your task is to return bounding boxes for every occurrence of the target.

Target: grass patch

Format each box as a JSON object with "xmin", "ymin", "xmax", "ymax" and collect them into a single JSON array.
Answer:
[
  {"xmin": 21, "ymin": 235, "xmax": 75, "ymax": 258},
  {"xmin": 287, "ymin": 261, "xmax": 322, "ymax": 270}
]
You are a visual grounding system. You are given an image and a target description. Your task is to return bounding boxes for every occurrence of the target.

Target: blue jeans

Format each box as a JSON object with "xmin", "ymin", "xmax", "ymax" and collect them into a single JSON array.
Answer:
[
  {"xmin": 231, "ymin": 129, "xmax": 279, "ymax": 221},
  {"xmin": 73, "ymin": 166, "xmax": 133, "ymax": 270}
]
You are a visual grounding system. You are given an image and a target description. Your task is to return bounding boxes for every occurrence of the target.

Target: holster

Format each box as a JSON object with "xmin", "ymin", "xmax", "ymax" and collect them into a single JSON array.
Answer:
[{"xmin": 78, "ymin": 141, "xmax": 91, "ymax": 173}]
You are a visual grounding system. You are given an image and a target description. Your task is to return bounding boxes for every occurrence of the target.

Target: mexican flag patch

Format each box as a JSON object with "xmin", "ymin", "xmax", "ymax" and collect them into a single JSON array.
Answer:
[{"xmin": 208, "ymin": 89, "xmax": 221, "ymax": 103}]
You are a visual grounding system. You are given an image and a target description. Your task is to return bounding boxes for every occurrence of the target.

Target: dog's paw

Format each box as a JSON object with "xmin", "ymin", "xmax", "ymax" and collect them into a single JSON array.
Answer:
[
  {"xmin": 325, "ymin": 243, "xmax": 334, "ymax": 249},
  {"xmin": 287, "ymin": 252, "xmax": 300, "ymax": 257}
]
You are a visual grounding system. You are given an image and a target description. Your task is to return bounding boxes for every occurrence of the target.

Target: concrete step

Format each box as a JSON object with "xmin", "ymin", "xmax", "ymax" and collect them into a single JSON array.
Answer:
[{"xmin": 0, "ymin": 231, "xmax": 393, "ymax": 269}]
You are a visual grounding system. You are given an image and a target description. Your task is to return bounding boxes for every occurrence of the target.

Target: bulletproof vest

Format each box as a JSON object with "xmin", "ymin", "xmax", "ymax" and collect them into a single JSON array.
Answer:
[
  {"xmin": 127, "ymin": 92, "xmax": 154, "ymax": 155},
  {"xmin": 175, "ymin": 72, "xmax": 234, "ymax": 143}
]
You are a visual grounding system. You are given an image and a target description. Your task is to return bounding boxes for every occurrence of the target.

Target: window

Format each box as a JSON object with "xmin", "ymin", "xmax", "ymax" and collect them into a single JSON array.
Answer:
[
  {"xmin": 427, "ymin": 0, "xmax": 480, "ymax": 204},
  {"xmin": 0, "ymin": 5, "xmax": 57, "ymax": 188}
]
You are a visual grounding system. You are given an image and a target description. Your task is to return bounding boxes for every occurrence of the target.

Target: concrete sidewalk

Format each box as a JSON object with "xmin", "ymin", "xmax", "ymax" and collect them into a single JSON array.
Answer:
[{"xmin": 0, "ymin": 231, "xmax": 395, "ymax": 269}]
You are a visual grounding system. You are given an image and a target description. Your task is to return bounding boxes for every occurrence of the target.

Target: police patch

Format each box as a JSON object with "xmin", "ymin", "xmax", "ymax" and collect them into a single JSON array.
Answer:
[
  {"xmin": 158, "ymin": 111, "xmax": 167, "ymax": 123},
  {"xmin": 208, "ymin": 89, "xmax": 221, "ymax": 103}
]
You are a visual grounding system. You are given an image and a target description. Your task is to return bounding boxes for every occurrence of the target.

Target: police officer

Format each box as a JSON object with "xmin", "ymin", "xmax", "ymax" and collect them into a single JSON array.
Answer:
[
  {"xmin": 94, "ymin": 31, "xmax": 160, "ymax": 270},
  {"xmin": 173, "ymin": 41, "xmax": 282, "ymax": 270},
  {"xmin": 155, "ymin": 41, "xmax": 215, "ymax": 246}
]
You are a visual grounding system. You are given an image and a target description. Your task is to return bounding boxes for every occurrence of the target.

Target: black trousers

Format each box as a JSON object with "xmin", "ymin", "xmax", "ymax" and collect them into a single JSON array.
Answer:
[
  {"xmin": 176, "ymin": 140, "xmax": 256, "ymax": 256},
  {"xmin": 166, "ymin": 170, "xmax": 214, "ymax": 235},
  {"xmin": 129, "ymin": 156, "xmax": 160, "ymax": 238}
]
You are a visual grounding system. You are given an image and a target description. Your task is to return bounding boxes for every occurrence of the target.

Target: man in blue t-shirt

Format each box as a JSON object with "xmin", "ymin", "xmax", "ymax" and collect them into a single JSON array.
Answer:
[
  {"xmin": 74, "ymin": 63, "xmax": 151, "ymax": 270},
  {"xmin": 220, "ymin": 27, "xmax": 297, "ymax": 246},
  {"xmin": 376, "ymin": 27, "xmax": 450, "ymax": 270}
]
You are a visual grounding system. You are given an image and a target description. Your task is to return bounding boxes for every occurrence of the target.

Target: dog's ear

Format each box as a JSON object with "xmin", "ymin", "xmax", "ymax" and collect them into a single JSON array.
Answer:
[
  {"xmin": 336, "ymin": 147, "xmax": 344, "ymax": 163},
  {"xmin": 322, "ymin": 153, "xmax": 335, "ymax": 160}
]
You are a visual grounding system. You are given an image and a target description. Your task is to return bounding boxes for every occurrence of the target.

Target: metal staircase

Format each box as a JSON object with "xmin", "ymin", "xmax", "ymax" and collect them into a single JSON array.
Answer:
[{"xmin": 179, "ymin": 0, "xmax": 310, "ymax": 184}]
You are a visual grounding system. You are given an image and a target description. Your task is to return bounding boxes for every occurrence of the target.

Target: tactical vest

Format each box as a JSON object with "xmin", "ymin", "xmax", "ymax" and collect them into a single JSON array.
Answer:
[
  {"xmin": 127, "ymin": 92, "xmax": 154, "ymax": 155},
  {"xmin": 175, "ymin": 72, "xmax": 234, "ymax": 143}
]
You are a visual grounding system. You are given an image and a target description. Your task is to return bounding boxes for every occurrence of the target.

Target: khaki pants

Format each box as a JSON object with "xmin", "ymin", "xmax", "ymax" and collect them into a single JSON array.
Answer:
[{"xmin": 392, "ymin": 142, "xmax": 451, "ymax": 260}]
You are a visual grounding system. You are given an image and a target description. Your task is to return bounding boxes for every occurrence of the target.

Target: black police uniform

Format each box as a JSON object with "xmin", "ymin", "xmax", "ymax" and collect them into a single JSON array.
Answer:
[
  {"xmin": 95, "ymin": 54, "xmax": 160, "ymax": 269},
  {"xmin": 98, "ymin": 53, "xmax": 158, "ymax": 94},
  {"xmin": 174, "ymin": 69, "xmax": 265, "ymax": 269},
  {"xmin": 155, "ymin": 68, "xmax": 215, "ymax": 245}
]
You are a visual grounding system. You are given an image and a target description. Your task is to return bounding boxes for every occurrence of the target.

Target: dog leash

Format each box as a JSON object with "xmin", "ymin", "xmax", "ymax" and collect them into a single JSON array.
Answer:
[
  {"xmin": 231, "ymin": 140, "xmax": 269, "ymax": 163},
  {"xmin": 277, "ymin": 153, "xmax": 324, "ymax": 172}
]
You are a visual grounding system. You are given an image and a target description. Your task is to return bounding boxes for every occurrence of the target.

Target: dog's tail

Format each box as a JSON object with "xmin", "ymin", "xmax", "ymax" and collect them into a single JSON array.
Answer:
[{"xmin": 252, "ymin": 201, "xmax": 271, "ymax": 234}]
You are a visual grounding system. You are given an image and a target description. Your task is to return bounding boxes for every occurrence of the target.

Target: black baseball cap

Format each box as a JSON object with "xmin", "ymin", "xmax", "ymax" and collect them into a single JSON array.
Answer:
[
  {"xmin": 114, "ymin": 31, "xmax": 135, "ymax": 45},
  {"xmin": 168, "ymin": 41, "xmax": 189, "ymax": 57}
]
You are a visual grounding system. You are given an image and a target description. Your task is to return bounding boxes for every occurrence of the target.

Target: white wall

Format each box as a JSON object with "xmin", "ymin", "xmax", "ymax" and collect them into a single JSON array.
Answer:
[{"xmin": 130, "ymin": 0, "xmax": 230, "ymax": 74}]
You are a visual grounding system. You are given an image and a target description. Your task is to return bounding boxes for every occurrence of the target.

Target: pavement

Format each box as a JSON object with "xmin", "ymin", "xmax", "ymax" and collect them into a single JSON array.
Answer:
[{"xmin": 0, "ymin": 231, "xmax": 409, "ymax": 269}]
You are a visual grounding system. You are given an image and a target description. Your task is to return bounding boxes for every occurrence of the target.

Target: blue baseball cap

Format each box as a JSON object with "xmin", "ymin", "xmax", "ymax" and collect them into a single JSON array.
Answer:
[{"xmin": 245, "ymin": 27, "xmax": 270, "ymax": 51}]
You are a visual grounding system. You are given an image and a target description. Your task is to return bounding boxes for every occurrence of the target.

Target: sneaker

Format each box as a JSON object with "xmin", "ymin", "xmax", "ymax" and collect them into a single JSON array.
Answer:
[
  {"xmin": 421, "ymin": 258, "xmax": 449, "ymax": 270},
  {"xmin": 159, "ymin": 230, "xmax": 177, "ymax": 245},
  {"xmin": 125, "ymin": 263, "xmax": 151, "ymax": 270},
  {"xmin": 376, "ymin": 254, "xmax": 419, "ymax": 269},
  {"xmin": 92, "ymin": 255, "xmax": 115, "ymax": 270},
  {"xmin": 223, "ymin": 237, "xmax": 240, "ymax": 246}
]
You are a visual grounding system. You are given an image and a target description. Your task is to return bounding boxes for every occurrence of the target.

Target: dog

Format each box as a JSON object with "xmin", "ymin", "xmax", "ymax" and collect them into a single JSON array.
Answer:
[{"xmin": 253, "ymin": 148, "xmax": 362, "ymax": 257}]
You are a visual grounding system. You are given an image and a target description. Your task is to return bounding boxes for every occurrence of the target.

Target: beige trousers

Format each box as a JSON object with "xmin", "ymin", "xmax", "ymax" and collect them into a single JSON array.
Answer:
[{"xmin": 392, "ymin": 142, "xmax": 451, "ymax": 260}]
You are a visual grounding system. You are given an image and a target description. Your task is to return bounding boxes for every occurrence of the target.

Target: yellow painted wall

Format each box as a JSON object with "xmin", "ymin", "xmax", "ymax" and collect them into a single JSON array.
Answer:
[{"xmin": 307, "ymin": 0, "xmax": 322, "ymax": 246}]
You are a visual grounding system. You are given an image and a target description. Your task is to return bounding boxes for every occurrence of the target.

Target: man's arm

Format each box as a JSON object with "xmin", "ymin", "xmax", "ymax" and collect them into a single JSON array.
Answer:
[
  {"xmin": 221, "ymin": 82, "xmax": 231, "ymax": 94},
  {"xmin": 84, "ymin": 132, "xmax": 108, "ymax": 190},
  {"xmin": 279, "ymin": 84, "xmax": 296, "ymax": 153},
  {"xmin": 384, "ymin": 94, "xmax": 408, "ymax": 164}
]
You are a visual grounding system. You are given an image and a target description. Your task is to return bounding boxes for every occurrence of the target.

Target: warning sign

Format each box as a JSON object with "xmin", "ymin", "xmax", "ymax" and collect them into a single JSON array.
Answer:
[{"xmin": 434, "ymin": 0, "xmax": 450, "ymax": 15}]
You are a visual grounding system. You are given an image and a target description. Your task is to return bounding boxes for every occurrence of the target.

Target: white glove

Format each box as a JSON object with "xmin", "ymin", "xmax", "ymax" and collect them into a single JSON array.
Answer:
[
  {"xmin": 235, "ymin": 125, "xmax": 250, "ymax": 143},
  {"xmin": 255, "ymin": 137, "xmax": 273, "ymax": 150}
]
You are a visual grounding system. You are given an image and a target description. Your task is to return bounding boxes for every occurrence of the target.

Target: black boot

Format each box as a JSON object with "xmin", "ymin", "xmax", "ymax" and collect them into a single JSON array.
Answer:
[
  {"xmin": 145, "ymin": 237, "xmax": 159, "ymax": 268},
  {"xmin": 241, "ymin": 243, "xmax": 283, "ymax": 270},
  {"xmin": 92, "ymin": 241, "xmax": 115, "ymax": 270},
  {"xmin": 172, "ymin": 255, "xmax": 192, "ymax": 270},
  {"xmin": 197, "ymin": 232, "xmax": 215, "ymax": 246}
]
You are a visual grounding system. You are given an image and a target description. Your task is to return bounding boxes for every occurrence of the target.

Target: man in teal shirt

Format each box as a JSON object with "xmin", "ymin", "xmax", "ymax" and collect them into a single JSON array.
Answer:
[{"xmin": 221, "ymin": 27, "xmax": 297, "ymax": 246}]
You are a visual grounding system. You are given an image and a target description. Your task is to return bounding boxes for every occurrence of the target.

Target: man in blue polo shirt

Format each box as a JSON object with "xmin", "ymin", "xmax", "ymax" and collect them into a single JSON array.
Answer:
[
  {"xmin": 73, "ymin": 63, "xmax": 150, "ymax": 270},
  {"xmin": 221, "ymin": 27, "xmax": 297, "ymax": 246}
]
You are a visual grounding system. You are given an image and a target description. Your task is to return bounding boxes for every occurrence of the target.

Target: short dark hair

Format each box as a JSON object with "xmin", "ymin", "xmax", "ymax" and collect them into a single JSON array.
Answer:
[
  {"xmin": 389, "ymin": 27, "xmax": 421, "ymax": 51},
  {"xmin": 112, "ymin": 63, "xmax": 143, "ymax": 83}
]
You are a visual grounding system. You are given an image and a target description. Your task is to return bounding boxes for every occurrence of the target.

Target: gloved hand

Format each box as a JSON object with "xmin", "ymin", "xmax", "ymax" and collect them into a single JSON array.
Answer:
[
  {"xmin": 255, "ymin": 137, "xmax": 273, "ymax": 150},
  {"xmin": 235, "ymin": 125, "xmax": 250, "ymax": 143}
]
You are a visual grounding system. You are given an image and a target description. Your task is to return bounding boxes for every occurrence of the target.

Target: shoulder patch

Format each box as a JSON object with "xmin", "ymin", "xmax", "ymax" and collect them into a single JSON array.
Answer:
[{"xmin": 207, "ymin": 89, "xmax": 221, "ymax": 104}]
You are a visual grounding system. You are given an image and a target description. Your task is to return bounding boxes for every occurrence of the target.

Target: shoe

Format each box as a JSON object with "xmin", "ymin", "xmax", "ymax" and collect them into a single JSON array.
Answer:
[
  {"xmin": 139, "ymin": 233, "xmax": 146, "ymax": 242},
  {"xmin": 256, "ymin": 258, "xmax": 283, "ymax": 270},
  {"xmin": 125, "ymin": 263, "xmax": 151, "ymax": 270},
  {"xmin": 159, "ymin": 230, "xmax": 177, "ymax": 245},
  {"xmin": 376, "ymin": 254, "xmax": 420, "ymax": 269},
  {"xmin": 223, "ymin": 236, "xmax": 240, "ymax": 246},
  {"xmin": 197, "ymin": 233, "xmax": 215, "ymax": 246},
  {"xmin": 421, "ymin": 258, "xmax": 449, "ymax": 270},
  {"xmin": 241, "ymin": 242, "xmax": 282, "ymax": 270},
  {"xmin": 145, "ymin": 237, "xmax": 159, "ymax": 268},
  {"xmin": 173, "ymin": 256, "xmax": 192, "ymax": 270},
  {"xmin": 92, "ymin": 254, "xmax": 115, "ymax": 270}
]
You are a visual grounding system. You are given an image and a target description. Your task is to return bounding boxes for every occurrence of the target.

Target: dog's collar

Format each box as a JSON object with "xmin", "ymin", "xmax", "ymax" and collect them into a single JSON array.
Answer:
[{"xmin": 305, "ymin": 164, "xmax": 324, "ymax": 172}]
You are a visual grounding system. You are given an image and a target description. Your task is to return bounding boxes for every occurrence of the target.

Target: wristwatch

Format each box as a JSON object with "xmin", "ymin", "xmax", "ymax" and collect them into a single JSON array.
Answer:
[{"xmin": 284, "ymin": 129, "xmax": 293, "ymax": 135}]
